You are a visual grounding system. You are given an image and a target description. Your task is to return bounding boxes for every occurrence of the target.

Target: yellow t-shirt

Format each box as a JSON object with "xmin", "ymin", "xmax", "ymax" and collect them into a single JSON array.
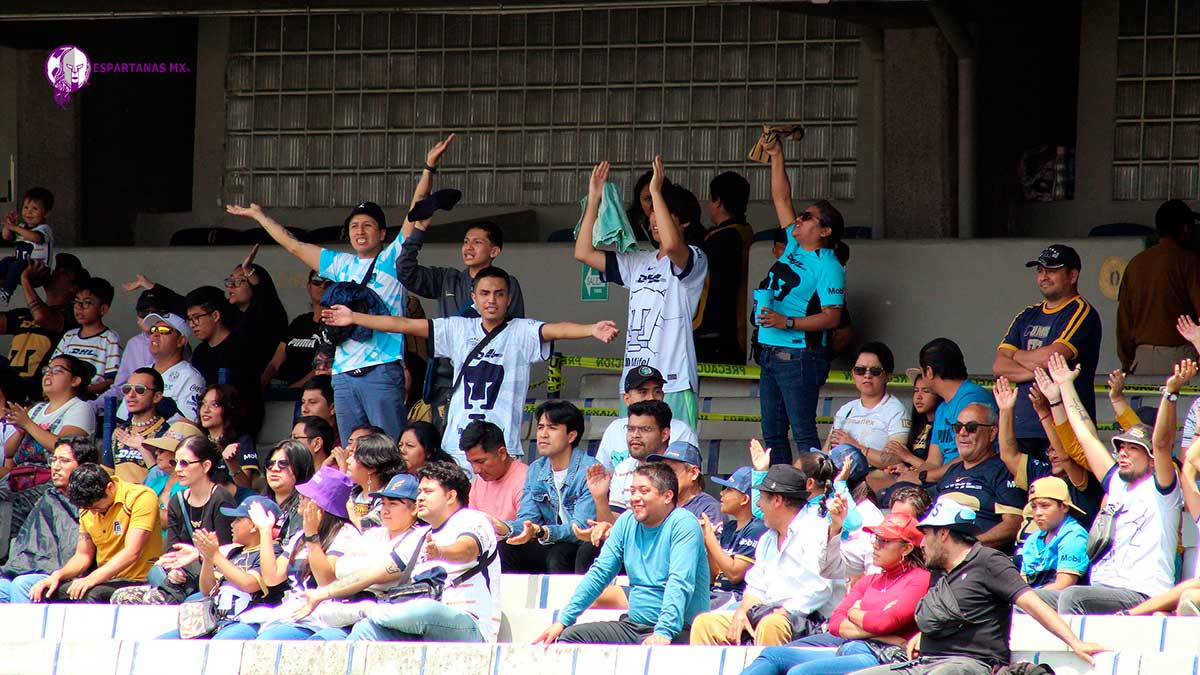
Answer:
[{"xmin": 79, "ymin": 476, "xmax": 162, "ymax": 581}]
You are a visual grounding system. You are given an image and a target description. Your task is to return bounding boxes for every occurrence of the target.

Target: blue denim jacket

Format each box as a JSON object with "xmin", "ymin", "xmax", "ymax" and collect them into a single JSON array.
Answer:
[{"xmin": 507, "ymin": 448, "xmax": 598, "ymax": 544}]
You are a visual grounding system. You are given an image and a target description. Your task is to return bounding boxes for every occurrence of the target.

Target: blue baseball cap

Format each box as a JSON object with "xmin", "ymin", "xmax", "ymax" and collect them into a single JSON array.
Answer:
[
  {"xmin": 371, "ymin": 473, "xmax": 419, "ymax": 501},
  {"xmin": 219, "ymin": 495, "xmax": 283, "ymax": 523},
  {"xmin": 647, "ymin": 441, "xmax": 702, "ymax": 467},
  {"xmin": 711, "ymin": 466, "xmax": 753, "ymax": 494}
]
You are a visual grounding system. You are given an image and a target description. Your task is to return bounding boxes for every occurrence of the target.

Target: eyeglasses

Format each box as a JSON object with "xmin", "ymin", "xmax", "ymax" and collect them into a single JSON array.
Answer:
[
  {"xmin": 627, "ymin": 425, "xmax": 659, "ymax": 435},
  {"xmin": 73, "ymin": 299, "xmax": 99, "ymax": 309},
  {"xmin": 121, "ymin": 384, "xmax": 158, "ymax": 395},
  {"xmin": 149, "ymin": 325, "xmax": 177, "ymax": 335},
  {"xmin": 186, "ymin": 311, "xmax": 213, "ymax": 325},
  {"xmin": 951, "ymin": 422, "xmax": 994, "ymax": 435},
  {"xmin": 290, "ymin": 435, "xmax": 315, "ymax": 442},
  {"xmin": 309, "ymin": 276, "xmax": 331, "ymax": 286},
  {"xmin": 267, "ymin": 459, "xmax": 292, "ymax": 471},
  {"xmin": 852, "ymin": 366, "xmax": 886, "ymax": 377},
  {"xmin": 223, "ymin": 276, "xmax": 248, "ymax": 288},
  {"xmin": 41, "ymin": 365, "xmax": 69, "ymax": 376}
]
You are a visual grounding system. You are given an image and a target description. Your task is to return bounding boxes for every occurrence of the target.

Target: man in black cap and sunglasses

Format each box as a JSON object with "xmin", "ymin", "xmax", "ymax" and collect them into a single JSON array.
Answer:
[{"xmin": 273, "ymin": 269, "xmax": 333, "ymax": 389}]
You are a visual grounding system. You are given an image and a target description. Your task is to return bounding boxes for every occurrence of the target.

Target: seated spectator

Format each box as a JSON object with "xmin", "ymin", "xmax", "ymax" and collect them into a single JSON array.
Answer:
[
  {"xmin": 0, "ymin": 187, "xmax": 55, "ymax": 305},
  {"xmin": 1128, "ymin": 436, "xmax": 1200, "ymax": 616},
  {"xmin": 109, "ymin": 368, "xmax": 170, "ymax": 484},
  {"xmin": 259, "ymin": 439, "xmax": 316, "ymax": 544},
  {"xmin": 595, "ymin": 365, "xmax": 698, "ymax": 473},
  {"xmin": 464, "ymin": 420, "xmax": 527, "ymax": 522},
  {"xmin": 849, "ymin": 497, "xmax": 1104, "ymax": 675},
  {"xmin": 186, "ymin": 286, "xmax": 264, "ymax": 434},
  {"xmin": 28, "ymin": 463, "xmax": 162, "ymax": 603},
  {"xmin": 293, "ymin": 462, "xmax": 499, "ymax": 643},
  {"xmin": 222, "ymin": 247, "xmax": 288, "ymax": 392},
  {"xmin": 590, "ymin": 399, "xmax": 673, "ymax": 524},
  {"xmin": 0, "ymin": 435, "xmax": 94, "ymax": 602},
  {"xmin": 200, "ymin": 384, "xmax": 259, "ymax": 490},
  {"xmin": 397, "ymin": 420, "xmax": 455, "ymax": 474},
  {"xmin": 0, "ymin": 354, "xmax": 96, "ymax": 534},
  {"xmin": 932, "ymin": 404, "xmax": 1025, "ymax": 552},
  {"xmin": 1176, "ymin": 316, "xmax": 1200, "ymax": 448},
  {"xmin": 345, "ymin": 431, "xmax": 404, "ymax": 531},
  {"xmin": 300, "ymin": 375, "xmax": 336, "ymax": 428},
  {"xmin": 95, "ymin": 282, "xmax": 187, "ymax": 414},
  {"xmin": 867, "ymin": 371, "xmax": 941, "ymax": 501},
  {"xmin": 494, "ymin": 401, "xmax": 598, "ymax": 574},
  {"xmin": 141, "ymin": 421, "xmax": 203, "ymax": 532},
  {"xmin": 1046, "ymin": 353, "xmax": 1187, "ymax": 614},
  {"xmin": 534, "ymin": 463, "xmax": 708, "ymax": 646},
  {"xmin": 157, "ymin": 497, "xmax": 287, "ymax": 640},
  {"xmin": 272, "ymin": 270, "xmax": 329, "ymax": 388},
  {"xmin": 123, "ymin": 312, "xmax": 204, "ymax": 422},
  {"xmin": 823, "ymin": 342, "xmax": 910, "ymax": 485},
  {"xmin": 887, "ymin": 485, "xmax": 934, "ymax": 520},
  {"xmin": 292, "ymin": 415, "xmax": 335, "ymax": 469},
  {"xmin": 906, "ymin": 338, "xmax": 996, "ymax": 484},
  {"xmin": 739, "ymin": 513, "xmax": 931, "ymax": 675},
  {"xmin": 1018, "ymin": 477, "xmax": 1090, "ymax": 595},
  {"xmin": 648, "ymin": 441, "xmax": 722, "ymax": 529},
  {"xmin": 702, "ymin": 466, "xmax": 767, "ymax": 609},
  {"xmin": 691, "ymin": 465, "xmax": 837, "ymax": 647},
  {"xmin": 1, "ymin": 253, "xmax": 86, "ymax": 403},
  {"xmin": 52, "ymin": 277, "xmax": 121, "ymax": 398}
]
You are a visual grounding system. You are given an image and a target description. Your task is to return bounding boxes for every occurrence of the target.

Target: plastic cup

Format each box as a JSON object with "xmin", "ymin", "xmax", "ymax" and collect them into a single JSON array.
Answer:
[{"xmin": 752, "ymin": 289, "xmax": 773, "ymax": 326}]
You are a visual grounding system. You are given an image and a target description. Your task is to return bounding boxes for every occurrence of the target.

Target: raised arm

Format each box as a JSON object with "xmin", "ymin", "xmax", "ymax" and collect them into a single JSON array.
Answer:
[
  {"xmin": 648, "ymin": 156, "xmax": 690, "ymax": 270},
  {"xmin": 765, "ymin": 141, "xmax": 798, "ymax": 228},
  {"xmin": 994, "ymin": 377, "xmax": 1024, "ymax": 478},
  {"xmin": 321, "ymin": 304, "xmax": 429, "ymax": 338},
  {"xmin": 1155, "ymin": 359, "xmax": 1196, "ymax": 490},
  {"xmin": 573, "ymin": 162, "xmax": 610, "ymax": 272},
  {"xmin": 539, "ymin": 320, "xmax": 618, "ymax": 343},
  {"xmin": 1048, "ymin": 353, "xmax": 1115, "ymax": 481},
  {"xmin": 21, "ymin": 262, "xmax": 63, "ymax": 332},
  {"xmin": 225, "ymin": 203, "xmax": 322, "ymax": 272},
  {"xmin": 401, "ymin": 134, "xmax": 455, "ymax": 240}
]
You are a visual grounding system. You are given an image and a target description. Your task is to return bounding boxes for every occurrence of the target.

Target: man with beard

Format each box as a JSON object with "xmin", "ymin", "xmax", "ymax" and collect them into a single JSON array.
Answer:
[{"xmin": 109, "ymin": 368, "xmax": 169, "ymax": 484}]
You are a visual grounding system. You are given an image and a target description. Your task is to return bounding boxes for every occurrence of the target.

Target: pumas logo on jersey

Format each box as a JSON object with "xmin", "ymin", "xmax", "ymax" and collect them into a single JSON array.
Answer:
[{"xmin": 636, "ymin": 273, "xmax": 664, "ymax": 284}]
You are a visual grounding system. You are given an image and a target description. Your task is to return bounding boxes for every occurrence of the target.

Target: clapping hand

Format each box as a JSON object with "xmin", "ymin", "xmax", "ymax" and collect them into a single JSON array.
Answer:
[
  {"xmin": 506, "ymin": 520, "xmax": 539, "ymax": 546},
  {"xmin": 193, "ymin": 528, "xmax": 220, "ymax": 561},
  {"xmin": 301, "ymin": 499, "xmax": 324, "ymax": 538},
  {"xmin": 993, "ymin": 376, "xmax": 1017, "ymax": 411},
  {"xmin": 749, "ymin": 439, "xmax": 770, "ymax": 471},
  {"xmin": 4, "ymin": 402, "xmax": 29, "ymax": 429},
  {"xmin": 585, "ymin": 464, "xmax": 611, "ymax": 500},
  {"xmin": 698, "ymin": 513, "xmax": 718, "ymax": 543},
  {"xmin": 572, "ymin": 519, "xmax": 611, "ymax": 546}
]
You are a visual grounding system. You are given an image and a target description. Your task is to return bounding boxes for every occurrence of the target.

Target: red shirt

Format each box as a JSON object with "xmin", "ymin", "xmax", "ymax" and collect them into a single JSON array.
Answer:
[{"xmin": 828, "ymin": 562, "xmax": 931, "ymax": 639}]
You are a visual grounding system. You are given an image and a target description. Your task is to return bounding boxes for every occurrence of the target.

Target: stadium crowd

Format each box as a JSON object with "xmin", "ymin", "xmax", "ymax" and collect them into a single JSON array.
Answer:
[{"xmin": 0, "ymin": 132, "xmax": 1198, "ymax": 675}]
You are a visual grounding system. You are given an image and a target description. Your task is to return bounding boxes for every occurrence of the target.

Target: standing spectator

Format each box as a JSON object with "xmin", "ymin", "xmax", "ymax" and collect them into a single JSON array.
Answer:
[
  {"xmin": 907, "ymin": 338, "xmax": 996, "ymax": 484},
  {"xmin": 494, "ymin": 401, "xmax": 598, "ymax": 574},
  {"xmin": 92, "ymin": 286, "xmax": 182, "ymax": 415},
  {"xmin": 703, "ymin": 466, "xmax": 767, "ymax": 608},
  {"xmin": 575, "ymin": 159, "xmax": 708, "ymax": 428},
  {"xmin": 695, "ymin": 171, "xmax": 754, "ymax": 365},
  {"xmin": 322, "ymin": 267, "xmax": 617, "ymax": 470},
  {"xmin": 464, "ymin": 420, "xmax": 527, "ymax": 522},
  {"xmin": 1, "ymin": 254, "xmax": 86, "ymax": 403},
  {"xmin": 993, "ymin": 245, "xmax": 1101, "ymax": 453},
  {"xmin": 690, "ymin": 465, "xmax": 836, "ymax": 647},
  {"xmin": 0, "ymin": 435, "xmax": 93, "ymax": 602},
  {"xmin": 0, "ymin": 354, "xmax": 95, "ymax": 534},
  {"xmin": 1047, "ymin": 353, "xmax": 1186, "ymax": 613},
  {"xmin": 273, "ymin": 270, "xmax": 330, "ymax": 388},
  {"xmin": 226, "ymin": 201, "xmax": 409, "ymax": 443},
  {"xmin": 649, "ymin": 441, "xmax": 723, "ymax": 529},
  {"xmin": 259, "ymin": 439, "xmax": 316, "ymax": 544},
  {"xmin": 109, "ymin": 368, "xmax": 170, "ymax": 484},
  {"xmin": 1019, "ymin": 477, "xmax": 1090, "ymax": 594},
  {"xmin": 1117, "ymin": 199, "xmax": 1200, "ymax": 374},
  {"xmin": 0, "ymin": 187, "xmax": 55, "ymax": 305},
  {"xmin": 29, "ymin": 463, "xmax": 162, "ymax": 603},
  {"xmin": 823, "ymin": 342, "xmax": 910, "ymax": 484},
  {"xmin": 758, "ymin": 140, "xmax": 845, "ymax": 465},
  {"xmin": 595, "ymin": 365, "xmax": 698, "ymax": 473},
  {"xmin": 849, "ymin": 497, "xmax": 1104, "ymax": 675},
  {"xmin": 1176, "ymin": 316, "xmax": 1200, "ymax": 449},
  {"xmin": 534, "ymin": 463, "xmax": 708, "ymax": 646},
  {"xmin": 222, "ymin": 246, "xmax": 288, "ymax": 391},
  {"xmin": 749, "ymin": 228, "xmax": 789, "ymax": 366},
  {"xmin": 626, "ymin": 170, "xmax": 655, "ymax": 242},
  {"xmin": 186, "ymin": 287, "xmax": 264, "ymax": 435},
  {"xmin": 122, "ymin": 312, "xmax": 203, "ymax": 422},
  {"xmin": 52, "ymin": 277, "xmax": 121, "ymax": 398},
  {"xmin": 396, "ymin": 135, "xmax": 527, "ymax": 406}
]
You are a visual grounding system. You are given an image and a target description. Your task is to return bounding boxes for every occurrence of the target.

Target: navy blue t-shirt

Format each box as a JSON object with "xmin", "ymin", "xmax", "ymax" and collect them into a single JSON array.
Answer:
[
  {"xmin": 713, "ymin": 517, "xmax": 767, "ymax": 593},
  {"xmin": 936, "ymin": 454, "xmax": 1027, "ymax": 534},
  {"xmin": 1000, "ymin": 296, "xmax": 1102, "ymax": 439}
]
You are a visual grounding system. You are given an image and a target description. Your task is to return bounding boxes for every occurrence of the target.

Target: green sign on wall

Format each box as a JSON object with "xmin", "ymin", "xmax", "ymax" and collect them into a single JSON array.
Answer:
[{"xmin": 581, "ymin": 264, "xmax": 608, "ymax": 302}]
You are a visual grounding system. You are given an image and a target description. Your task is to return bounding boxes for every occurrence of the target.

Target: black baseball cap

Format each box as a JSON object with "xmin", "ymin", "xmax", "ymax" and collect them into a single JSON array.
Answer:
[
  {"xmin": 1156, "ymin": 199, "xmax": 1199, "ymax": 229},
  {"xmin": 1025, "ymin": 244, "xmax": 1081, "ymax": 271},
  {"xmin": 624, "ymin": 365, "xmax": 666, "ymax": 392},
  {"xmin": 343, "ymin": 201, "xmax": 387, "ymax": 231}
]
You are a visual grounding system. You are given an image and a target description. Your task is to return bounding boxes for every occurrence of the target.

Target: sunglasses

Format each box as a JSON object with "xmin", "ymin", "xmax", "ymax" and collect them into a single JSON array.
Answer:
[
  {"xmin": 267, "ymin": 459, "xmax": 292, "ymax": 471},
  {"xmin": 121, "ymin": 384, "xmax": 158, "ymax": 395},
  {"xmin": 796, "ymin": 211, "xmax": 817, "ymax": 223},
  {"xmin": 309, "ymin": 276, "xmax": 331, "ymax": 286},
  {"xmin": 951, "ymin": 422, "xmax": 994, "ymax": 435},
  {"xmin": 852, "ymin": 366, "xmax": 886, "ymax": 377},
  {"xmin": 149, "ymin": 325, "xmax": 177, "ymax": 335},
  {"xmin": 176, "ymin": 458, "xmax": 201, "ymax": 468},
  {"xmin": 223, "ymin": 276, "xmax": 249, "ymax": 288}
]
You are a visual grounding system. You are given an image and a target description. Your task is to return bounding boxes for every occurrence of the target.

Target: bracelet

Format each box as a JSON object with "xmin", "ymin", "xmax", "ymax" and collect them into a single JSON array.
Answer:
[
  {"xmin": 423, "ymin": 164, "xmax": 437, "ymax": 173},
  {"xmin": 1050, "ymin": 400, "xmax": 1063, "ymax": 407},
  {"xmin": 1038, "ymin": 415, "xmax": 1051, "ymax": 423}
]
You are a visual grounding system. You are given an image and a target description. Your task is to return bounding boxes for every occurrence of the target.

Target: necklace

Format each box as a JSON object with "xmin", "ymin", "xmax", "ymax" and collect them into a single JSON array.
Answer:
[{"xmin": 131, "ymin": 416, "xmax": 162, "ymax": 429}]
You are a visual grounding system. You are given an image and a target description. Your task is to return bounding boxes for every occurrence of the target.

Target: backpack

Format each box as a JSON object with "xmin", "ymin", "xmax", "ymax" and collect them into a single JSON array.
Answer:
[{"xmin": 317, "ymin": 255, "xmax": 391, "ymax": 349}]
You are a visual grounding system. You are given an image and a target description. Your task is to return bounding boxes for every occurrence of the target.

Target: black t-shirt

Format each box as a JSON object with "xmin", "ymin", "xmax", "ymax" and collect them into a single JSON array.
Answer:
[
  {"xmin": 916, "ymin": 543, "xmax": 1032, "ymax": 666},
  {"xmin": 277, "ymin": 313, "xmax": 319, "ymax": 385},
  {"xmin": 4, "ymin": 307, "xmax": 75, "ymax": 402},
  {"xmin": 193, "ymin": 332, "xmax": 265, "ymax": 433}
]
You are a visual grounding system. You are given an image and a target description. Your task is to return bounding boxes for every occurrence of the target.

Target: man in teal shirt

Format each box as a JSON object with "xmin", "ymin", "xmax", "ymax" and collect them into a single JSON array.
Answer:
[{"xmin": 533, "ymin": 463, "xmax": 708, "ymax": 645}]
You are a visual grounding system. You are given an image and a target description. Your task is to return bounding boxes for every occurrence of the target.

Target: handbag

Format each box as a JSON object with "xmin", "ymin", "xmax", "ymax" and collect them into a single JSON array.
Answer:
[
  {"xmin": 178, "ymin": 596, "xmax": 222, "ymax": 639},
  {"xmin": 383, "ymin": 535, "xmax": 498, "ymax": 604},
  {"xmin": 1086, "ymin": 503, "xmax": 1121, "ymax": 561},
  {"xmin": 7, "ymin": 465, "xmax": 52, "ymax": 491}
]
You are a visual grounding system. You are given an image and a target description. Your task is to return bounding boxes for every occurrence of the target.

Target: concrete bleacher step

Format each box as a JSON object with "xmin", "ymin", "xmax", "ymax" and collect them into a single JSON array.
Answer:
[{"xmin": 1010, "ymin": 612, "xmax": 1200, "ymax": 655}]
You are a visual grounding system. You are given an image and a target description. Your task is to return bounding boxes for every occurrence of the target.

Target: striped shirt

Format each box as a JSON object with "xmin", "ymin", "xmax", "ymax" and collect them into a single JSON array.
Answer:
[{"xmin": 53, "ymin": 326, "xmax": 122, "ymax": 382}]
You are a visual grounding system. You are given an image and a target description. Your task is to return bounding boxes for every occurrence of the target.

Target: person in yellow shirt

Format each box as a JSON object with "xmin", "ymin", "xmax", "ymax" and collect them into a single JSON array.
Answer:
[{"xmin": 27, "ymin": 464, "xmax": 161, "ymax": 603}]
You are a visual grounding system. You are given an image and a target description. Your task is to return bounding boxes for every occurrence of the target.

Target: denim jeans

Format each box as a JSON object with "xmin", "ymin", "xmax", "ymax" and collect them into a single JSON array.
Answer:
[
  {"xmin": 157, "ymin": 621, "xmax": 261, "ymax": 640},
  {"xmin": 0, "ymin": 573, "xmax": 47, "ymax": 603},
  {"xmin": 829, "ymin": 443, "xmax": 871, "ymax": 484},
  {"xmin": 1044, "ymin": 584, "xmax": 1148, "ymax": 615},
  {"xmin": 759, "ymin": 345, "xmax": 828, "ymax": 465},
  {"xmin": 332, "ymin": 360, "xmax": 407, "ymax": 445},
  {"xmin": 0, "ymin": 256, "xmax": 28, "ymax": 297},
  {"xmin": 742, "ymin": 633, "xmax": 881, "ymax": 675},
  {"xmin": 346, "ymin": 598, "xmax": 482, "ymax": 642}
]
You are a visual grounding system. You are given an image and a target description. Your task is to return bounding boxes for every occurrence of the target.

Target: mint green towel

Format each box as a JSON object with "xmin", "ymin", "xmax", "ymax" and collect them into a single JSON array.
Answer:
[{"xmin": 574, "ymin": 182, "xmax": 639, "ymax": 253}]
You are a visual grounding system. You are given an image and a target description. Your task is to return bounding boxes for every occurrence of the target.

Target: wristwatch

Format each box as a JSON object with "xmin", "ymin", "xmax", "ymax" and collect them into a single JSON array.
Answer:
[
  {"xmin": 785, "ymin": 317, "xmax": 795, "ymax": 330},
  {"xmin": 1161, "ymin": 386, "xmax": 1180, "ymax": 402},
  {"xmin": 536, "ymin": 524, "xmax": 549, "ymax": 542},
  {"xmin": 917, "ymin": 470, "xmax": 928, "ymax": 484},
  {"xmin": 304, "ymin": 533, "xmax": 320, "ymax": 543}
]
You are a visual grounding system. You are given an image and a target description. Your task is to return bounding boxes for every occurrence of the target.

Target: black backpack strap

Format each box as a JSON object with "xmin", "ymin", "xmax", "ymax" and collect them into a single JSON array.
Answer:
[
  {"xmin": 389, "ymin": 530, "xmax": 429, "ymax": 584},
  {"xmin": 448, "ymin": 320, "xmax": 509, "ymax": 397},
  {"xmin": 359, "ymin": 254, "xmax": 380, "ymax": 287},
  {"xmin": 450, "ymin": 545, "xmax": 498, "ymax": 589}
]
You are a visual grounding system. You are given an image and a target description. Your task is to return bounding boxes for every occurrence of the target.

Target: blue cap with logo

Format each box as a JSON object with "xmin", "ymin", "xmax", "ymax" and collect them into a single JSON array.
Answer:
[
  {"xmin": 647, "ymin": 441, "xmax": 702, "ymax": 467},
  {"xmin": 370, "ymin": 473, "xmax": 419, "ymax": 501},
  {"xmin": 219, "ymin": 495, "xmax": 284, "ymax": 523},
  {"xmin": 712, "ymin": 466, "xmax": 754, "ymax": 494}
]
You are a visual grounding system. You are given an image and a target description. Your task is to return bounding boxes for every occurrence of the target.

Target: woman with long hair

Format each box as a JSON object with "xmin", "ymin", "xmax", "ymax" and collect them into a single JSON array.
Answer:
[
  {"xmin": 200, "ymin": 384, "xmax": 259, "ymax": 490},
  {"xmin": 626, "ymin": 170, "xmax": 655, "ymax": 243},
  {"xmin": 398, "ymin": 421, "xmax": 455, "ymax": 473},
  {"xmin": 740, "ymin": 513, "xmax": 930, "ymax": 675},
  {"xmin": 260, "ymin": 439, "xmax": 316, "ymax": 543},
  {"xmin": 345, "ymin": 432, "xmax": 404, "ymax": 530},
  {"xmin": 223, "ymin": 250, "xmax": 288, "ymax": 390}
]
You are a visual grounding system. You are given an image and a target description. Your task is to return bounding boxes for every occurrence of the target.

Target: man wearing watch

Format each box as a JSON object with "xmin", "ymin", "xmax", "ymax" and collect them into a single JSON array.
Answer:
[{"xmin": 492, "ymin": 401, "xmax": 599, "ymax": 574}]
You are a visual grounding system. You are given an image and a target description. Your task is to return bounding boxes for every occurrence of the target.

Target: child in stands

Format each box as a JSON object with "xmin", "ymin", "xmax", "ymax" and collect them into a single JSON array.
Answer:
[{"xmin": 0, "ymin": 187, "xmax": 55, "ymax": 305}]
